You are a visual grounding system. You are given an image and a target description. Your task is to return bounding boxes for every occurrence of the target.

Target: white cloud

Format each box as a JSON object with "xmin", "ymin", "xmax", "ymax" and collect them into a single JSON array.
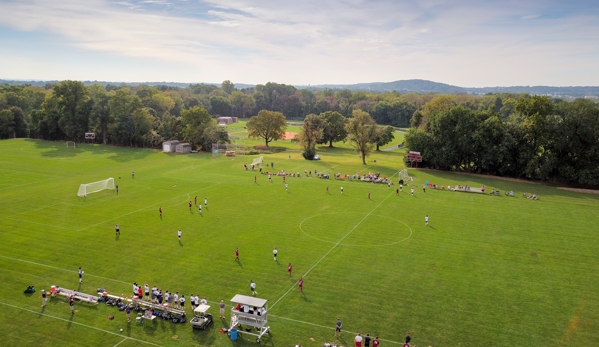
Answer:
[{"xmin": 0, "ymin": 0, "xmax": 598, "ymax": 86}]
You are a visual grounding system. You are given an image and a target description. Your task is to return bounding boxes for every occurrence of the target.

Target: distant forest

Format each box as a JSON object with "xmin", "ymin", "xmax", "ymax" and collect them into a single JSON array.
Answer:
[{"xmin": 1, "ymin": 80, "xmax": 598, "ymax": 186}]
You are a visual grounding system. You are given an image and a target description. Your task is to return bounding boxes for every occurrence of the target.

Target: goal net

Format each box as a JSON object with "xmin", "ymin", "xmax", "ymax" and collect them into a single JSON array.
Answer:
[
  {"xmin": 398, "ymin": 169, "xmax": 411, "ymax": 182},
  {"xmin": 77, "ymin": 178, "xmax": 115, "ymax": 197},
  {"xmin": 251, "ymin": 156, "xmax": 264, "ymax": 167},
  {"xmin": 66, "ymin": 141, "xmax": 76, "ymax": 148},
  {"xmin": 212, "ymin": 142, "xmax": 248, "ymax": 157}
]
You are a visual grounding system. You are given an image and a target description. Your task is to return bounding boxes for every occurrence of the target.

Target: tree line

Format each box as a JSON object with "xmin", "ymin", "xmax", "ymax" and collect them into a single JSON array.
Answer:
[{"xmin": 405, "ymin": 95, "xmax": 599, "ymax": 186}]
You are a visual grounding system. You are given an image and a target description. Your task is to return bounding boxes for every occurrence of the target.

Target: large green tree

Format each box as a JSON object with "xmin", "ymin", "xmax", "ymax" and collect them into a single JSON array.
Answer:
[
  {"xmin": 50, "ymin": 80, "xmax": 91, "ymax": 141},
  {"xmin": 298, "ymin": 114, "xmax": 324, "ymax": 160},
  {"xmin": 319, "ymin": 111, "xmax": 347, "ymax": 147},
  {"xmin": 246, "ymin": 110, "xmax": 287, "ymax": 147},
  {"xmin": 371, "ymin": 125, "xmax": 395, "ymax": 151},
  {"xmin": 346, "ymin": 109, "xmax": 377, "ymax": 164}
]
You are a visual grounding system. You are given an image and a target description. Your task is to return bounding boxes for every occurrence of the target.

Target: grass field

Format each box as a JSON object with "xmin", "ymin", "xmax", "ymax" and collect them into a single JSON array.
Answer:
[{"xmin": 1, "ymin": 137, "xmax": 599, "ymax": 347}]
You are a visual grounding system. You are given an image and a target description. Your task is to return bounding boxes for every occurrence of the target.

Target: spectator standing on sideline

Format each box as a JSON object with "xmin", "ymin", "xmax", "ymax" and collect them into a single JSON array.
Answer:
[
  {"xmin": 355, "ymin": 333, "xmax": 363, "ymax": 347},
  {"xmin": 334, "ymin": 318, "xmax": 342, "ymax": 337},
  {"xmin": 144, "ymin": 284, "xmax": 149, "ymax": 301},
  {"xmin": 273, "ymin": 247, "xmax": 278, "ymax": 261},
  {"xmin": 220, "ymin": 300, "xmax": 225, "ymax": 318},
  {"xmin": 365, "ymin": 334, "xmax": 371, "ymax": 347},
  {"xmin": 41, "ymin": 289, "xmax": 47, "ymax": 307},
  {"xmin": 173, "ymin": 292, "xmax": 179, "ymax": 309},
  {"xmin": 179, "ymin": 295, "xmax": 186, "ymax": 309},
  {"xmin": 126, "ymin": 304, "xmax": 131, "ymax": 322},
  {"xmin": 201, "ymin": 296, "xmax": 207, "ymax": 305},
  {"xmin": 78, "ymin": 267, "xmax": 83, "ymax": 283}
]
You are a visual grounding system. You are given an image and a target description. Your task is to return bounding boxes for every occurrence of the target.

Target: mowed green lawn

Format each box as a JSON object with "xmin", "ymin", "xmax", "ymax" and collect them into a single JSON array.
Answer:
[{"xmin": 1, "ymin": 138, "xmax": 598, "ymax": 347}]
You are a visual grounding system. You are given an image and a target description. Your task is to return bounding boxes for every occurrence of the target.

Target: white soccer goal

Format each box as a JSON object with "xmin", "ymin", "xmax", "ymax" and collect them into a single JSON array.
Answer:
[
  {"xmin": 251, "ymin": 156, "xmax": 264, "ymax": 167},
  {"xmin": 398, "ymin": 169, "xmax": 411, "ymax": 182},
  {"xmin": 66, "ymin": 141, "xmax": 76, "ymax": 148},
  {"xmin": 77, "ymin": 178, "xmax": 115, "ymax": 197}
]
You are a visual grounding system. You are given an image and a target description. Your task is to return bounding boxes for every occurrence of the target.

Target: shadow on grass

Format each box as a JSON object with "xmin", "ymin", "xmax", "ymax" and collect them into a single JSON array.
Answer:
[
  {"xmin": 28, "ymin": 139, "xmax": 155, "ymax": 162},
  {"xmin": 429, "ymin": 226, "xmax": 437, "ymax": 230},
  {"xmin": 179, "ymin": 240, "xmax": 183, "ymax": 247}
]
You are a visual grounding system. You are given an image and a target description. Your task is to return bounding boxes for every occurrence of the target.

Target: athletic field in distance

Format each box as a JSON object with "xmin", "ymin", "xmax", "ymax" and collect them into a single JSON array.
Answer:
[{"xmin": 1, "ymin": 138, "xmax": 598, "ymax": 347}]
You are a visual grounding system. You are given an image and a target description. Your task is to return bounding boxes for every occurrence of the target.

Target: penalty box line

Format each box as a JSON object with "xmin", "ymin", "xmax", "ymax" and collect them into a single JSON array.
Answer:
[
  {"xmin": 76, "ymin": 183, "xmax": 220, "ymax": 232},
  {"xmin": 269, "ymin": 191, "xmax": 394, "ymax": 310},
  {"xmin": 0, "ymin": 301, "xmax": 163, "ymax": 347}
]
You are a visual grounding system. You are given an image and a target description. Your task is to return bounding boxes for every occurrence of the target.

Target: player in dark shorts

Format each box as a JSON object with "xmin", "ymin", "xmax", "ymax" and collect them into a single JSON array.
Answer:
[{"xmin": 115, "ymin": 224, "xmax": 120, "ymax": 235}]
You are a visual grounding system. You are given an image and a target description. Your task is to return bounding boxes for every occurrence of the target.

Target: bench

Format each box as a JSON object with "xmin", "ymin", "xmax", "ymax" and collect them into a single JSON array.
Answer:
[{"xmin": 56, "ymin": 290, "xmax": 98, "ymax": 305}]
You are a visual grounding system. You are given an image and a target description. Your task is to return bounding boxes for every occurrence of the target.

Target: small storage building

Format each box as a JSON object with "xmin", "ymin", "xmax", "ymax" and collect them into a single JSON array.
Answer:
[
  {"xmin": 217, "ymin": 117, "xmax": 234, "ymax": 124},
  {"xmin": 176, "ymin": 143, "xmax": 192, "ymax": 154},
  {"xmin": 162, "ymin": 140, "xmax": 180, "ymax": 153}
]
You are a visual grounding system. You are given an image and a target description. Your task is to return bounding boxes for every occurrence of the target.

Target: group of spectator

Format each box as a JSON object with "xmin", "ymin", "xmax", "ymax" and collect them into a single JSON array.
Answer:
[{"xmin": 131, "ymin": 282, "xmax": 207, "ymax": 310}]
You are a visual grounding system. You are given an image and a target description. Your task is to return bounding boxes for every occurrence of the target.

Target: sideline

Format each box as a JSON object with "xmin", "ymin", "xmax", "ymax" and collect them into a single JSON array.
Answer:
[{"xmin": 0, "ymin": 301, "xmax": 162, "ymax": 347}]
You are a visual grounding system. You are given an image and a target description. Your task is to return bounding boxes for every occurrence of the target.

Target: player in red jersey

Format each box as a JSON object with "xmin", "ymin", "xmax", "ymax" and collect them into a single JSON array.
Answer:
[
  {"xmin": 159, "ymin": 206, "xmax": 162, "ymax": 217},
  {"xmin": 287, "ymin": 263, "xmax": 292, "ymax": 276},
  {"xmin": 188, "ymin": 201, "xmax": 192, "ymax": 211},
  {"xmin": 235, "ymin": 248, "xmax": 239, "ymax": 261},
  {"xmin": 298, "ymin": 277, "xmax": 303, "ymax": 292}
]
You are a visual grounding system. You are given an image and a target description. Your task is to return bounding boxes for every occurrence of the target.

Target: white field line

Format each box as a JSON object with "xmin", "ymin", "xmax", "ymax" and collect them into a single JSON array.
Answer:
[
  {"xmin": 113, "ymin": 337, "xmax": 129, "ymax": 347},
  {"xmin": 0, "ymin": 301, "xmax": 162, "ymax": 347},
  {"xmin": 77, "ymin": 184, "xmax": 219, "ymax": 232},
  {"xmin": 269, "ymin": 314, "xmax": 403, "ymax": 345},
  {"xmin": 0, "ymin": 255, "xmax": 131, "ymax": 285},
  {"xmin": 269, "ymin": 191, "xmax": 394, "ymax": 310}
]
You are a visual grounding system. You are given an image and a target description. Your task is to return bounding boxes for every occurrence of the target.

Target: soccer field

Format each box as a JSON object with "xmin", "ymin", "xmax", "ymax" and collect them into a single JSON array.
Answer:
[{"xmin": 1, "ymin": 139, "xmax": 599, "ymax": 347}]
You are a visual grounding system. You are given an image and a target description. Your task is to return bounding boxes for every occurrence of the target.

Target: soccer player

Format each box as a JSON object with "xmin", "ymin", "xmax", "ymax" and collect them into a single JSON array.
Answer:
[
  {"xmin": 159, "ymin": 206, "xmax": 162, "ymax": 217},
  {"xmin": 41, "ymin": 289, "xmax": 47, "ymax": 307},
  {"xmin": 201, "ymin": 296, "xmax": 207, "ymax": 305},
  {"xmin": 298, "ymin": 277, "xmax": 303, "ymax": 292},
  {"xmin": 423, "ymin": 184, "xmax": 426, "ymax": 193},
  {"xmin": 116, "ymin": 185, "xmax": 119, "ymax": 195},
  {"xmin": 372, "ymin": 336, "xmax": 380, "ymax": 347},
  {"xmin": 341, "ymin": 186, "xmax": 344, "ymax": 194},
  {"xmin": 273, "ymin": 247, "xmax": 278, "ymax": 261},
  {"xmin": 365, "ymin": 333, "xmax": 371, "ymax": 347},
  {"xmin": 250, "ymin": 280, "xmax": 257, "ymax": 295},
  {"xmin": 189, "ymin": 201, "xmax": 192, "ymax": 211},
  {"xmin": 131, "ymin": 171, "xmax": 135, "ymax": 179},
  {"xmin": 115, "ymin": 224, "xmax": 120, "ymax": 235},
  {"xmin": 396, "ymin": 188, "xmax": 399, "ymax": 195},
  {"xmin": 368, "ymin": 192, "xmax": 371, "ymax": 200},
  {"xmin": 335, "ymin": 318, "xmax": 342, "ymax": 337},
  {"xmin": 254, "ymin": 175, "xmax": 257, "ymax": 183},
  {"xmin": 173, "ymin": 292, "xmax": 179, "ymax": 309},
  {"xmin": 178, "ymin": 230, "xmax": 182, "ymax": 241},
  {"xmin": 204, "ymin": 198, "xmax": 208, "ymax": 207},
  {"xmin": 198, "ymin": 204, "xmax": 202, "ymax": 213},
  {"xmin": 190, "ymin": 294, "xmax": 196, "ymax": 309},
  {"xmin": 69, "ymin": 295, "xmax": 75, "ymax": 314},
  {"xmin": 287, "ymin": 263, "xmax": 292, "ymax": 276},
  {"xmin": 285, "ymin": 183, "xmax": 288, "ymax": 191},
  {"xmin": 268, "ymin": 174, "xmax": 272, "ymax": 182},
  {"xmin": 235, "ymin": 247, "xmax": 239, "ymax": 261},
  {"xmin": 400, "ymin": 183, "xmax": 403, "ymax": 191},
  {"xmin": 405, "ymin": 332, "xmax": 411, "ymax": 345},
  {"xmin": 179, "ymin": 295, "xmax": 186, "ymax": 309},
  {"xmin": 283, "ymin": 176, "xmax": 286, "ymax": 183},
  {"xmin": 411, "ymin": 188, "xmax": 415, "ymax": 196},
  {"xmin": 425, "ymin": 215, "xmax": 429, "ymax": 225},
  {"xmin": 326, "ymin": 186, "xmax": 329, "ymax": 194},
  {"xmin": 355, "ymin": 333, "xmax": 363, "ymax": 347},
  {"xmin": 144, "ymin": 284, "xmax": 150, "ymax": 301},
  {"xmin": 194, "ymin": 196, "xmax": 197, "ymax": 205},
  {"xmin": 78, "ymin": 267, "xmax": 83, "ymax": 283}
]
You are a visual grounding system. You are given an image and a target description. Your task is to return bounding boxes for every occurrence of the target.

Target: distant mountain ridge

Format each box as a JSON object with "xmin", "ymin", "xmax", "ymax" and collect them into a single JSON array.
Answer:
[{"xmin": 2, "ymin": 78, "xmax": 598, "ymax": 97}]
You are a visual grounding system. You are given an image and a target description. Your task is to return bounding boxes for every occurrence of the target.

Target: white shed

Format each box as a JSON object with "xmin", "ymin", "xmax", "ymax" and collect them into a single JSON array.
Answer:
[{"xmin": 162, "ymin": 140, "xmax": 180, "ymax": 153}]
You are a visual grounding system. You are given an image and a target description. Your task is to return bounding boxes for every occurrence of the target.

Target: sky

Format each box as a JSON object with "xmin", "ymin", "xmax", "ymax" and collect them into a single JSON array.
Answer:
[{"xmin": 0, "ymin": 0, "xmax": 598, "ymax": 87}]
